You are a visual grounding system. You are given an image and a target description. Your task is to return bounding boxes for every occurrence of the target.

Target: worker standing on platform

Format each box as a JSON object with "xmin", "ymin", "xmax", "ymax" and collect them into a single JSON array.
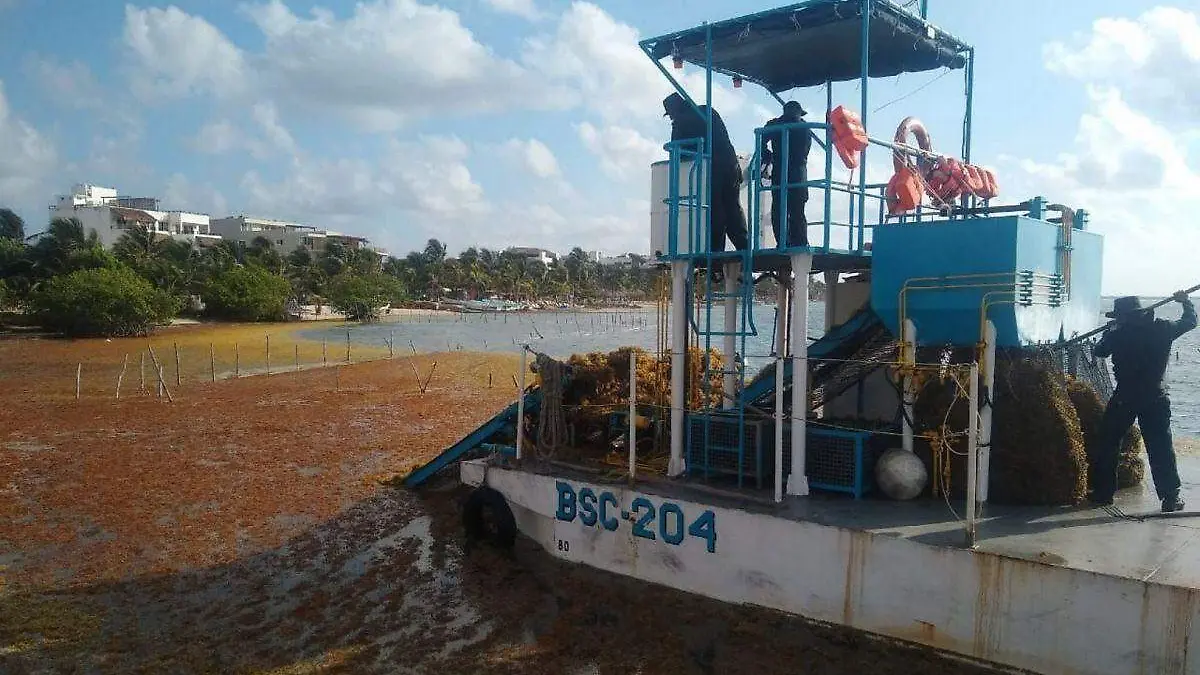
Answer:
[
  {"xmin": 1090, "ymin": 291, "xmax": 1197, "ymax": 512},
  {"xmin": 762, "ymin": 101, "xmax": 811, "ymax": 248},
  {"xmin": 662, "ymin": 93, "xmax": 748, "ymax": 253}
]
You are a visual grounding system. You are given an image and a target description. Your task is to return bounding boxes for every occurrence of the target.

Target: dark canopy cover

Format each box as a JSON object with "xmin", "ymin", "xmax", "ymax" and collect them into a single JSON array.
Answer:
[{"xmin": 643, "ymin": 1, "xmax": 970, "ymax": 92}]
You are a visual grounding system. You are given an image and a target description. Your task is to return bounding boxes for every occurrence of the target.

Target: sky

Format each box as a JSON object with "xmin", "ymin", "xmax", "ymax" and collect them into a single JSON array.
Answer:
[{"xmin": 0, "ymin": 0, "xmax": 1197, "ymax": 295}]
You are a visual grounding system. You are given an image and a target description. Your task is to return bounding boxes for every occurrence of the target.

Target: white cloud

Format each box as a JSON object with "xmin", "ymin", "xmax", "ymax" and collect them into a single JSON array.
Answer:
[
  {"xmin": 0, "ymin": 79, "xmax": 57, "ymax": 209},
  {"xmin": 577, "ymin": 122, "xmax": 662, "ymax": 181},
  {"xmin": 502, "ymin": 138, "xmax": 560, "ymax": 178},
  {"xmin": 250, "ymin": 102, "xmax": 296, "ymax": 155},
  {"xmin": 1044, "ymin": 7, "xmax": 1200, "ymax": 125},
  {"xmin": 189, "ymin": 102, "xmax": 296, "ymax": 159},
  {"xmin": 232, "ymin": 0, "xmax": 567, "ymax": 130},
  {"xmin": 25, "ymin": 57, "xmax": 103, "ymax": 109},
  {"xmin": 483, "ymin": 0, "xmax": 540, "ymax": 21},
  {"xmin": 123, "ymin": 5, "xmax": 247, "ymax": 100},
  {"xmin": 191, "ymin": 120, "xmax": 242, "ymax": 155},
  {"xmin": 162, "ymin": 173, "xmax": 228, "ymax": 216}
]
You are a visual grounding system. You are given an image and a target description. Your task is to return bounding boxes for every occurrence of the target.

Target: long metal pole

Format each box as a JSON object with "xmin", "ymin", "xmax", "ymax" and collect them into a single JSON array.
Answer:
[
  {"xmin": 902, "ymin": 319, "xmax": 917, "ymax": 453},
  {"xmin": 980, "ymin": 321, "xmax": 996, "ymax": 503},
  {"xmin": 774, "ymin": 356, "xmax": 785, "ymax": 503},
  {"xmin": 629, "ymin": 350, "xmax": 637, "ymax": 480},
  {"xmin": 824, "ymin": 80, "xmax": 833, "ymax": 251},
  {"xmin": 669, "ymin": 261, "xmax": 688, "ymax": 476},
  {"xmin": 723, "ymin": 261, "xmax": 738, "ymax": 408},
  {"xmin": 857, "ymin": 0, "xmax": 872, "ymax": 252},
  {"xmin": 787, "ymin": 253, "xmax": 811, "ymax": 496},
  {"xmin": 966, "ymin": 362, "xmax": 980, "ymax": 547},
  {"xmin": 516, "ymin": 346, "xmax": 527, "ymax": 461},
  {"xmin": 961, "ymin": 48, "xmax": 976, "ymax": 211}
]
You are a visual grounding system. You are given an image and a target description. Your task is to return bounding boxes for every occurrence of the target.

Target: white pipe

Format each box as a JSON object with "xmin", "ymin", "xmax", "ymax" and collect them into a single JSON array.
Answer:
[
  {"xmin": 902, "ymin": 318, "xmax": 917, "ymax": 453},
  {"xmin": 966, "ymin": 361, "xmax": 980, "ymax": 547},
  {"xmin": 787, "ymin": 253, "xmax": 812, "ymax": 496},
  {"xmin": 775, "ymin": 276, "xmax": 789, "ymax": 358},
  {"xmin": 979, "ymin": 320, "xmax": 997, "ymax": 503},
  {"xmin": 823, "ymin": 270, "xmax": 839, "ymax": 331},
  {"xmin": 722, "ymin": 261, "xmax": 738, "ymax": 410},
  {"xmin": 669, "ymin": 261, "xmax": 688, "ymax": 477},
  {"xmin": 629, "ymin": 349, "xmax": 637, "ymax": 480},
  {"xmin": 774, "ymin": 355, "xmax": 785, "ymax": 503},
  {"xmin": 516, "ymin": 346, "xmax": 527, "ymax": 461}
]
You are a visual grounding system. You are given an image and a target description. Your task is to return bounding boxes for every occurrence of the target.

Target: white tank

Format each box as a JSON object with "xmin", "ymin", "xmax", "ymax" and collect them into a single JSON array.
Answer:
[
  {"xmin": 650, "ymin": 156, "xmax": 771, "ymax": 258},
  {"xmin": 875, "ymin": 448, "xmax": 929, "ymax": 501}
]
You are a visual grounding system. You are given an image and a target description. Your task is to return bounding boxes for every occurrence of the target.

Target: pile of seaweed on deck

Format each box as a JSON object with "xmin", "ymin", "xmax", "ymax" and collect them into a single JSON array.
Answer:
[{"xmin": 913, "ymin": 348, "xmax": 1143, "ymax": 506}]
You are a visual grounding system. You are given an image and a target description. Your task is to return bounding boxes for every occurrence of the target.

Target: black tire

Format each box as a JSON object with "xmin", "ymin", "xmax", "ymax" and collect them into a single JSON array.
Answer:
[{"xmin": 463, "ymin": 486, "xmax": 517, "ymax": 550}]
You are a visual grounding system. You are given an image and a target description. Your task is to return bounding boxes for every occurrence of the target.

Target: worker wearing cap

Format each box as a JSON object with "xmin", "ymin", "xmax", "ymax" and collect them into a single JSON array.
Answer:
[
  {"xmin": 662, "ymin": 92, "xmax": 748, "ymax": 253},
  {"xmin": 761, "ymin": 101, "xmax": 811, "ymax": 248},
  {"xmin": 1090, "ymin": 291, "xmax": 1196, "ymax": 512}
]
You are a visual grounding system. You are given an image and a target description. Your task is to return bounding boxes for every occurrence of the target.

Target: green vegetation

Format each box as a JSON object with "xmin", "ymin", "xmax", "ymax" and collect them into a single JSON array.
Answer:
[
  {"xmin": 0, "ymin": 207, "xmax": 672, "ymax": 336},
  {"xmin": 29, "ymin": 266, "xmax": 178, "ymax": 337},
  {"xmin": 201, "ymin": 265, "xmax": 292, "ymax": 322}
]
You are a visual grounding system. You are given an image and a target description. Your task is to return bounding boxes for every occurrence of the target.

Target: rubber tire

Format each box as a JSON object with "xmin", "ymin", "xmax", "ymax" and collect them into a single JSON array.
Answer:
[{"xmin": 463, "ymin": 486, "xmax": 517, "ymax": 550}]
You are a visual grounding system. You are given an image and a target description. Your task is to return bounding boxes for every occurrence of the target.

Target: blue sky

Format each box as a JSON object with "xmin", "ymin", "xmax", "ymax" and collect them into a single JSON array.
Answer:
[{"xmin": 0, "ymin": 0, "xmax": 1197, "ymax": 294}]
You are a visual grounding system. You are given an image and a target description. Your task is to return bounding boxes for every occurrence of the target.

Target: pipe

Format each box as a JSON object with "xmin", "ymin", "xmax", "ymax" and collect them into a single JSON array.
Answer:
[
  {"xmin": 723, "ymin": 261, "xmax": 738, "ymax": 409},
  {"xmin": 669, "ymin": 260, "xmax": 688, "ymax": 477},
  {"xmin": 902, "ymin": 318, "xmax": 917, "ymax": 453},
  {"xmin": 980, "ymin": 320, "xmax": 996, "ymax": 504},
  {"xmin": 788, "ymin": 253, "xmax": 812, "ymax": 496},
  {"xmin": 774, "ymin": 355, "xmax": 785, "ymax": 504},
  {"xmin": 516, "ymin": 346, "xmax": 527, "ymax": 461},
  {"xmin": 966, "ymin": 360, "xmax": 979, "ymax": 548}
]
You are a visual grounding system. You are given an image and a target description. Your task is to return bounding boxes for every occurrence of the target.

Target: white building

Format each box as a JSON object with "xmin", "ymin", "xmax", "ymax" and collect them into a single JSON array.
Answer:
[
  {"xmin": 596, "ymin": 253, "xmax": 638, "ymax": 267},
  {"xmin": 505, "ymin": 246, "xmax": 558, "ymax": 267},
  {"xmin": 209, "ymin": 215, "xmax": 371, "ymax": 254},
  {"xmin": 48, "ymin": 184, "xmax": 219, "ymax": 248}
]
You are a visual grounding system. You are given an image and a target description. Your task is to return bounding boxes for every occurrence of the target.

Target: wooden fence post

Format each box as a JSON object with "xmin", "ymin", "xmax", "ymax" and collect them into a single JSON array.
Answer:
[
  {"xmin": 322, "ymin": 339, "xmax": 328, "ymax": 366},
  {"xmin": 210, "ymin": 344, "xmax": 216, "ymax": 382},
  {"xmin": 174, "ymin": 342, "xmax": 181, "ymax": 386},
  {"xmin": 75, "ymin": 363, "xmax": 81, "ymax": 400},
  {"xmin": 266, "ymin": 335, "xmax": 271, "ymax": 376},
  {"xmin": 147, "ymin": 347, "xmax": 174, "ymax": 402},
  {"xmin": 294, "ymin": 344, "xmax": 300, "ymax": 373},
  {"xmin": 139, "ymin": 353, "xmax": 146, "ymax": 394},
  {"xmin": 116, "ymin": 354, "xmax": 128, "ymax": 400},
  {"xmin": 235, "ymin": 343, "xmax": 240, "ymax": 378},
  {"xmin": 346, "ymin": 329, "xmax": 351, "ymax": 363}
]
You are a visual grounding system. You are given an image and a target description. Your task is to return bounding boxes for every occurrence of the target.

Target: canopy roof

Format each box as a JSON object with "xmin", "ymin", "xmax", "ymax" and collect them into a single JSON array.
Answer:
[{"xmin": 641, "ymin": 1, "xmax": 971, "ymax": 93}]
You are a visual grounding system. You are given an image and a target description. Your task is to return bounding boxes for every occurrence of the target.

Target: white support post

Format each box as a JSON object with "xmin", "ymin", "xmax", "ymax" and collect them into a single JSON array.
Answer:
[
  {"xmin": 774, "ymin": 356, "xmax": 785, "ymax": 503},
  {"xmin": 629, "ymin": 350, "xmax": 637, "ymax": 480},
  {"xmin": 823, "ymin": 270, "xmax": 839, "ymax": 331},
  {"xmin": 902, "ymin": 318, "xmax": 917, "ymax": 453},
  {"xmin": 966, "ymin": 361, "xmax": 980, "ymax": 548},
  {"xmin": 516, "ymin": 346, "xmax": 527, "ymax": 461},
  {"xmin": 979, "ymin": 320, "xmax": 997, "ymax": 503},
  {"xmin": 722, "ymin": 261, "xmax": 738, "ymax": 409},
  {"xmin": 668, "ymin": 261, "xmax": 688, "ymax": 477},
  {"xmin": 775, "ymin": 275, "xmax": 789, "ymax": 358},
  {"xmin": 787, "ymin": 253, "xmax": 812, "ymax": 496}
]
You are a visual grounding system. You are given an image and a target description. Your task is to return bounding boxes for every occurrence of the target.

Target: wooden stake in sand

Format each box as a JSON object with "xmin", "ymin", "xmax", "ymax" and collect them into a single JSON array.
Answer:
[
  {"xmin": 174, "ymin": 342, "xmax": 181, "ymax": 386},
  {"xmin": 420, "ymin": 361, "xmax": 438, "ymax": 394},
  {"xmin": 116, "ymin": 353, "xmax": 128, "ymax": 400},
  {"xmin": 139, "ymin": 352, "xmax": 146, "ymax": 393},
  {"xmin": 409, "ymin": 340, "xmax": 417, "ymax": 355},
  {"xmin": 408, "ymin": 359, "xmax": 423, "ymax": 394},
  {"xmin": 334, "ymin": 366, "xmax": 340, "ymax": 392},
  {"xmin": 322, "ymin": 339, "xmax": 328, "ymax": 367},
  {"xmin": 266, "ymin": 334, "xmax": 272, "ymax": 376},
  {"xmin": 210, "ymin": 344, "xmax": 216, "ymax": 382},
  {"xmin": 294, "ymin": 344, "xmax": 300, "ymax": 372},
  {"xmin": 235, "ymin": 343, "xmax": 240, "ymax": 378},
  {"xmin": 147, "ymin": 347, "xmax": 174, "ymax": 402},
  {"xmin": 75, "ymin": 363, "xmax": 81, "ymax": 400},
  {"xmin": 157, "ymin": 366, "xmax": 163, "ymax": 399},
  {"xmin": 346, "ymin": 329, "xmax": 351, "ymax": 363},
  {"xmin": 389, "ymin": 330, "xmax": 394, "ymax": 359}
]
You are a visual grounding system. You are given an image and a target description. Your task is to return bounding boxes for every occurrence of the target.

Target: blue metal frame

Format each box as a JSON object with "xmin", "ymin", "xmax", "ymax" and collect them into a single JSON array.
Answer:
[
  {"xmin": 642, "ymin": 0, "xmax": 975, "ymax": 491},
  {"xmin": 806, "ymin": 428, "xmax": 873, "ymax": 500}
]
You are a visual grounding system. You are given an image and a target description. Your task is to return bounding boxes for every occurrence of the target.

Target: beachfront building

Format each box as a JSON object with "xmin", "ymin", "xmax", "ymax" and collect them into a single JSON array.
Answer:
[
  {"xmin": 209, "ymin": 215, "xmax": 372, "ymax": 255},
  {"xmin": 48, "ymin": 183, "xmax": 220, "ymax": 248},
  {"xmin": 505, "ymin": 246, "xmax": 558, "ymax": 267}
]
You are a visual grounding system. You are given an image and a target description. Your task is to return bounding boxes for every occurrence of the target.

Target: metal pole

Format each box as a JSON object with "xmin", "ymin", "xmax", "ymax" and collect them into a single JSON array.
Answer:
[
  {"xmin": 629, "ymin": 350, "xmax": 637, "ymax": 480},
  {"xmin": 722, "ymin": 261, "xmax": 738, "ymax": 409},
  {"xmin": 787, "ymin": 254, "xmax": 812, "ymax": 496},
  {"xmin": 979, "ymin": 321, "xmax": 996, "ymax": 503},
  {"xmin": 919, "ymin": 0, "xmax": 929, "ymax": 18},
  {"xmin": 774, "ymin": 356, "xmax": 785, "ymax": 503},
  {"xmin": 824, "ymin": 80, "xmax": 833, "ymax": 251},
  {"xmin": 516, "ymin": 347, "xmax": 527, "ymax": 461},
  {"xmin": 902, "ymin": 319, "xmax": 917, "ymax": 453},
  {"xmin": 961, "ymin": 48, "xmax": 975, "ymax": 211},
  {"xmin": 966, "ymin": 361, "xmax": 980, "ymax": 547},
  {"xmin": 669, "ymin": 260, "xmax": 688, "ymax": 476},
  {"xmin": 857, "ymin": 0, "xmax": 872, "ymax": 252}
]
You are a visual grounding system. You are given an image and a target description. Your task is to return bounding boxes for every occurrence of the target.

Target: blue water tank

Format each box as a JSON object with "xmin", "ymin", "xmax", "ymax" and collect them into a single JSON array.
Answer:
[{"xmin": 870, "ymin": 215, "xmax": 1103, "ymax": 348}]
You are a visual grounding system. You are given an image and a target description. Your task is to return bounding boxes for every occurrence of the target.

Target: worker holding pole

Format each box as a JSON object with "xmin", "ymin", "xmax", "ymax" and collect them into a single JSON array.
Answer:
[{"xmin": 1089, "ymin": 290, "xmax": 1196, "ymax": 512}]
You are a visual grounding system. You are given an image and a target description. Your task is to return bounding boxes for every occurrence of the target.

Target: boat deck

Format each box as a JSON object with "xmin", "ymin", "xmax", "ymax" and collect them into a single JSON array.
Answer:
[{"xmin": 529, "ymin": 455, "xmax": 1200, "ymax": 590}]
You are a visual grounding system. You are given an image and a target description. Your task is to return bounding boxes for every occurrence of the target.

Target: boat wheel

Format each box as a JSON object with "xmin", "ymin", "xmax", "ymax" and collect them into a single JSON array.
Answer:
[{"xmin": 463, "ymin": 485, "xmax": 517, "ymax": 550}]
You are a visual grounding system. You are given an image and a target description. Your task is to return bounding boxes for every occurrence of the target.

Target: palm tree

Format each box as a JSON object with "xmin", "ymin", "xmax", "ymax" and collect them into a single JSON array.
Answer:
[{"xmin": 0, "ymin": 208, "xmax": 25, "ymax": 241}]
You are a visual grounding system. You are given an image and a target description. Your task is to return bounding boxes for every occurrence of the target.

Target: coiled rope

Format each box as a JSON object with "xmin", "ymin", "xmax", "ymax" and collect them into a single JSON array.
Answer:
[{"xmin": 534, "ymin": 351, "xmax": 568, "ymax": 459}]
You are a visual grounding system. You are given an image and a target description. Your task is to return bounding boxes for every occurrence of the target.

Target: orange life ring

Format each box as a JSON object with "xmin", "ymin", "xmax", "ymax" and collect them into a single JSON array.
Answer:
[{"xmin": 892, "ymin": 116, "xmax": 933, "ymax": 174}]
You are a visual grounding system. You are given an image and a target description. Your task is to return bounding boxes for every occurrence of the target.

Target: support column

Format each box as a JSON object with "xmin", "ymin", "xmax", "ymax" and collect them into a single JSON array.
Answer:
[
  {"xmin": 669, "ymin": 260, "xmax": 688, "ymax": 477},
  {"xmin": 823, "ymin": 271, "xmax": 839, "ymax": 331},
  {"xmin": 902, "ymin": 318, "xmax": 917, "ymax": 453},
  {"xmin": 979, "ymin": 320, "xmax": 996, "ymax": 503},
  {"xmin": 787, "ymin": 253, "xmax": 812, "ymax": 496},
  {"xmin": 775, "ymin": 272, "xmax": 789, "ymax": 358},
  {"xmin": 722, "ymin": 261, "xmax": 739, "ymax": 410}
]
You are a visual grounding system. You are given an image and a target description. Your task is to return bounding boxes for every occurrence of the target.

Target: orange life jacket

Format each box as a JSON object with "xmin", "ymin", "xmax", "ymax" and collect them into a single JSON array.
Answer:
[
  {"xmin": 886, "ymin": 166, "xmax": 923, "ymax": 215},
  {"xmin": 926, "ymin": 157, "xmax": 967, "ymax": 202},
  {"xmin": 828, "ymin": 106, "xmax": 868, "ymax": 169}
]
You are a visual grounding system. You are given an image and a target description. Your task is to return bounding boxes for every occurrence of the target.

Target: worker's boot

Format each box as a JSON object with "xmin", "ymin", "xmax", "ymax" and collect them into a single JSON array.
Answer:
[{"xmin": 1162, "ymin": 495, "xmax": 1185, "ymax": 513}]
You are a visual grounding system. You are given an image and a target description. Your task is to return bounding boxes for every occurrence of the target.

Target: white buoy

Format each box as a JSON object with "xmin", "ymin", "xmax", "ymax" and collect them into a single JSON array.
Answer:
[{"xmin": 876, "ymin": 448, "xmax": 928, "ymax": 501}]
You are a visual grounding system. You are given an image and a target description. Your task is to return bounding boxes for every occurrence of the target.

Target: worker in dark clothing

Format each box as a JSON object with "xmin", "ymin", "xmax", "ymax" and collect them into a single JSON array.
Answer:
[
  {"xmin": 761, "ymin": 101, "xmax": 811, "ymax": 248},
  {"xmin": 1090, "ymin": 292, "xmax": 1197, "ymax": 512},
  {"xmin": 662, "ymin": 92, "xmax": 748, "ymax": 253}
]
